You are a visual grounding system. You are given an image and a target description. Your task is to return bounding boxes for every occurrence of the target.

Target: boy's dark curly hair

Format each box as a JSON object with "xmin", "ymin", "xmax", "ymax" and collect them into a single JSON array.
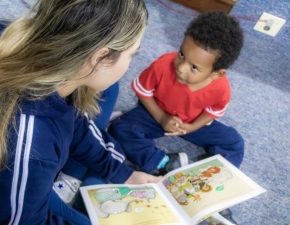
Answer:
[{"xmin": 185, "ymin": 11, "xmax": 244, "ymax": 71}]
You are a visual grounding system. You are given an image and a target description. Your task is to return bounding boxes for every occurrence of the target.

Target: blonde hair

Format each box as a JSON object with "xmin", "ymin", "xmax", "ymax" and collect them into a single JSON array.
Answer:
[{"xmin": 0, "ymin": 0, "xmax": 148, "ymax": 169}]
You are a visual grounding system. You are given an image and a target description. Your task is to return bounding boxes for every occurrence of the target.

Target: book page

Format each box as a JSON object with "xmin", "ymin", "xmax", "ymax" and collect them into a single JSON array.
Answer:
[
  {"xmin": 156, "ymin": 155, "xmax": 266, "ymax": 224},
  {"xmin": 80, "ymin": 183, "xmax": 184, "ymax": 225},
  {"xmin": 204, "ymin": 212, "xmax": 235, "ymax": 225}
]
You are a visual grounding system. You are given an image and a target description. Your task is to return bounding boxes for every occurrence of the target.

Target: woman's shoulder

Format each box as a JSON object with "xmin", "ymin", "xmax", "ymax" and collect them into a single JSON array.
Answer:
[
  {"xmin": 20, "ymin": 92, "xmax": 75, "ymax": 119},
  {"xmin": 12, "ymin": 93, "xmax": 76, "ymax": 158}
]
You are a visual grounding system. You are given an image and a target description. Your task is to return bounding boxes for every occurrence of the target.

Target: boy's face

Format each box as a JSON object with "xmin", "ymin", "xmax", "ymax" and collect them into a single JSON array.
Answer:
[{"xmin": 174, "ymin": 36, "xmax": 223, "ymax": 89}]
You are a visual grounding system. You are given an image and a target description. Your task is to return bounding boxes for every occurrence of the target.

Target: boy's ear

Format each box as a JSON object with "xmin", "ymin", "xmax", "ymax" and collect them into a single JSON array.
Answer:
[
  {"xmin": 210, "ymin": 69, "xmax": 226, "ymax": 80},
  {"xmin": 90, "ymin": 47, "xmax": 110, "ymax": 67}
]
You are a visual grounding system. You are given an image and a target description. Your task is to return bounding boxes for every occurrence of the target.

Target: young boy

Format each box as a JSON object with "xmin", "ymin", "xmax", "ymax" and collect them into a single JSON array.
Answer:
[{"xmin": 109, "ymin": 11, "xmax": 244, "ymax": 176}]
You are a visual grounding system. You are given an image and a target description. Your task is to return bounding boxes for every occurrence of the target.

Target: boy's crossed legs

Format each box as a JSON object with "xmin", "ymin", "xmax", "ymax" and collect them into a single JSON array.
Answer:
[{"xmin": 108, "ymin": 104, "xmax": 244, "ymax": 174}]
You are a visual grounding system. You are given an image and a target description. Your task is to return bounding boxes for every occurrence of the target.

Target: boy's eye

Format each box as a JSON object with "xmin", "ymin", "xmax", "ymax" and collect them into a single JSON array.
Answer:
[
  {"xmin": 191, "ymin": 65, "xmax": 198, "ymax": 72},
  {"xmin": 178, "ymin": 50, "xmax": 184, "ymax": 58}
]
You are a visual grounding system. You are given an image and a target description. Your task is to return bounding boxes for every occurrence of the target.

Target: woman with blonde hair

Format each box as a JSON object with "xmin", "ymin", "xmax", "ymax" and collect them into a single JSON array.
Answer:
[{"xmin": 0, "ymin": 0, "xmax": 161, "ymax": 224}]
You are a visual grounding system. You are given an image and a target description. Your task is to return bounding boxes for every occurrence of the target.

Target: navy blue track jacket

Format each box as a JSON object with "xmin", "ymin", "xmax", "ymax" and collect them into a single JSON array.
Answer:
[{"xmin": 0, "ymin": 93, "xmax": 133, "ymax": 224}]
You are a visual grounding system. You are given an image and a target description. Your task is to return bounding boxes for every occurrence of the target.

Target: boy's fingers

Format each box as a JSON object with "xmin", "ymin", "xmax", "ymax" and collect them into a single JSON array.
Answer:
[
  {"xmin": 164, "ymin": 132, "xmax": 179, "ymax": 136},
  {"xmin": 173, "ymin": 117, "xmax": 183, "ymax": 124},
  {"xmin": 164, "ymin": 130, "xmax": 186, "ymax": 136},
  {"xmin": 175, "ymin": 127, "xmax": 186, "ymax": 134}
]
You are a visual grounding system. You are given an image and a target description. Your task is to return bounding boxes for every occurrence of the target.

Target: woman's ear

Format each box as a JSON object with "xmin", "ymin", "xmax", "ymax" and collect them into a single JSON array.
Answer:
[
  {"xmin": 210, "ymin": 69, "xmax": 226, "ymax": 80},
  {"xmin": 90, "ymin": 47, "xmax": 110, "ymax": 68}
]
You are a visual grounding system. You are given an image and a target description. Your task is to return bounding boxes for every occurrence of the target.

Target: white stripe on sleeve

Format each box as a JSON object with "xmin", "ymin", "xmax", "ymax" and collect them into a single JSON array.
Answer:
[
  {"xmin": 132, "ymin": 77, "xmax": 154, "ymax": 97},
  {"xmin": 9, "ymin": 114, "xmax": 26, "ymax": 225},
  {"xmin": 106, "ymin": 143, "xmax": 125, "ymax": 161},
  {"xmin": 205, "ymin": 104, "xmax": 228, "ymax": 117},
  {"xmin": 87, "ymin": 119, "xmax": 125, "ymax": 164},
  {"xmin": 13, "ymin": 116, "xmax": 34, "ymax": 225},
  {"xmin": 9, "ymin": 115, "xmax": 34, "ymax": 225}
]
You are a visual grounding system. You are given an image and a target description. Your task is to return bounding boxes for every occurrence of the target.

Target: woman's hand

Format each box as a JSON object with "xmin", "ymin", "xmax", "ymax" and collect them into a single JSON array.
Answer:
[{"xmin": 125, "ymin": 171, "xmax": 162, "ymax": 184}]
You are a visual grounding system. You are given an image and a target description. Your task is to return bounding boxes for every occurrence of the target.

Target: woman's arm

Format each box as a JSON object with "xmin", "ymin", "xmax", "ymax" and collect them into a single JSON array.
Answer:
[{"xmin": 70, "ymin": 114, "xmax": 160, "ymax": 184}]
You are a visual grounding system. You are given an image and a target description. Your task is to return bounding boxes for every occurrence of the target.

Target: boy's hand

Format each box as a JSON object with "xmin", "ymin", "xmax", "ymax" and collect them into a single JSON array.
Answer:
[
  {"xmin": 125, "ymin": 171, "xmax": 162, "ymax": 184},
  {"xmin": 160, "ymin": 115, "xmax": 186, "ymax": 135},
  {"xmin": 164, "ymin": 122, "xmax": 193, "ymax": 136}
]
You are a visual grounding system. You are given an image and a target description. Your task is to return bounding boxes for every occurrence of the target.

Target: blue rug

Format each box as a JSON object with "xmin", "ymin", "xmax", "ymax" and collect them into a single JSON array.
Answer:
[{"xmin": 1, "ymin": 0, "xmax": 289, "ymax": 224}]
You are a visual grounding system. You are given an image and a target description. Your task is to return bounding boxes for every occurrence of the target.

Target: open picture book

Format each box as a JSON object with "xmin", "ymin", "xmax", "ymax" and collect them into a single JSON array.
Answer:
[{"xmin": 80, "ymin": 155, "xmax": 266, "ymax": 225}]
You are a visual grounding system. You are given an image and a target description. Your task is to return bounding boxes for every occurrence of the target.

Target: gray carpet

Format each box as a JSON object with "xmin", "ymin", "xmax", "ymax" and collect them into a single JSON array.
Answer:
[{"xmin": 1, "ymin": 0, "xmax": 289, "ymax": 224}]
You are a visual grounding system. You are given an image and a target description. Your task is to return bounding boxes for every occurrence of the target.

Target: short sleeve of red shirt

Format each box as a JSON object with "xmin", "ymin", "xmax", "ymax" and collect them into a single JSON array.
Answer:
[
  {"xmin": 131, "ymin": 59, "xmax": 159, "ymax": 98},
  {"xmin": 202, "ymin": 77, "xmax": 231, "ymax": 119}
]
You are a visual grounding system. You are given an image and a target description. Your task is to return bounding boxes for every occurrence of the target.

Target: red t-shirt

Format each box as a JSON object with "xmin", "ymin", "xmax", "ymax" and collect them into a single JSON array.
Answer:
[{"xmin": 132, "ymin": 52, "xmax": 230, "ymax": 123}]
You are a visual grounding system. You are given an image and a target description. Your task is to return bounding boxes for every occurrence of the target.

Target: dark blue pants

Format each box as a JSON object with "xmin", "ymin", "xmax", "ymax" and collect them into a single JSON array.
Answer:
[{"xmin": 109, "ymin": 104, "xmax": 244, "ymax": 173}]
